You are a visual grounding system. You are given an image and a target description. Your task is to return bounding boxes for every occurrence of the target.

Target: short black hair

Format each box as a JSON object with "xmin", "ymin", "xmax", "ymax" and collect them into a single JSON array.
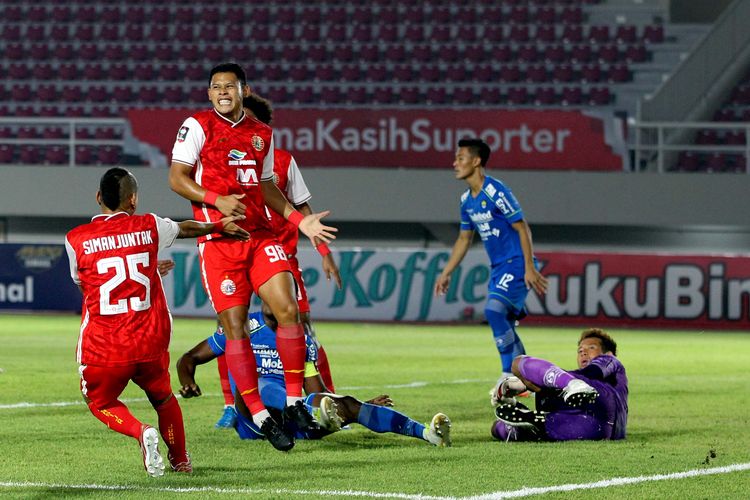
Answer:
[
  {"xmin": 99, "ymin": 167, "xmax": 137, "ymax": 210},
  {"xmin": 208, "ymin": 62, "xmax": 247, "ymax": 87},
  {"xmin": 243, "ymin": 93, "xmax": 274, "ymax": 125},
  {"xmin": 457, "ymin": 138, "xmax": 490, "ymax": 166},
  {"xmin": 579, "ymin": 328, "xmax": 618, "ymax": 356}
]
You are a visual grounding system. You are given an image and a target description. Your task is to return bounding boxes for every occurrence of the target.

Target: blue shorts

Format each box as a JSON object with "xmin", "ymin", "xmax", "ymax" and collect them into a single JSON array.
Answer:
[{"xmin": 487, "ymin": 257, "xmax": 538, "ymax": 315}]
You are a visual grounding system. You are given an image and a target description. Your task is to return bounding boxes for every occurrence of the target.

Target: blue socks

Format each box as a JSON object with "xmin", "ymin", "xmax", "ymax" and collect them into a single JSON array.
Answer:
[
  {"xmin": 358, "ymin": 403, "xmax": 425, "ymax": 440},
  {"xmin": 485, "ymin": 298, "xmax": 526, "ymax": 373}
]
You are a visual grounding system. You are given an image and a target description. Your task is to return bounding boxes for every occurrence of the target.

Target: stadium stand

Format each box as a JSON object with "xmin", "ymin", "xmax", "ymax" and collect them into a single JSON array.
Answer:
[{"xmin": 0, "ymin": 0, "xmax": 710, "ymax": 166}]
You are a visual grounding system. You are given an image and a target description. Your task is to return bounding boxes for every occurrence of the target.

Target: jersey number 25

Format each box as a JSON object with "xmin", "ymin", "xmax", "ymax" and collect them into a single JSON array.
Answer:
[{"xmin": 97, "ymin": 252, "xmax": 151, "ymax": 315}]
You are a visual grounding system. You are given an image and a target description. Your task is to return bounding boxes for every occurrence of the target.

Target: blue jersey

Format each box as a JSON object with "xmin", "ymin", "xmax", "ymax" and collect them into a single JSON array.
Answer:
[
  {"xmin": 460, "ymin": 175, "xmax": 524, "ymax": 267},
  {"xmin": 207, "ymin": 311, "xmax": 318, "ymax": 383}
]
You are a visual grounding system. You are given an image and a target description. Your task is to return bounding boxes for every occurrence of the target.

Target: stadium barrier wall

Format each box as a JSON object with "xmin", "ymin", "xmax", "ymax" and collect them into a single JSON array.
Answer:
[
  {"xmin": 128, "ymin": 108, "xmax": 628, "ymax": 170},
  {"xmin": 5, "ymin": 243, "xmax": 749, "ymax": 330}
]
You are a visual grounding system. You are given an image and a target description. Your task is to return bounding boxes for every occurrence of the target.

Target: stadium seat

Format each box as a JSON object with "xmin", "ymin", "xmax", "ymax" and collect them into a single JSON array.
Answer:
[
  {"xmin": 561, "ymin": 86, "xmax": 584, "ymax": 105},
  {"xmin": 608, "ymin": 64, "xmax": 631, "ymax": 82},
  {"xmin": 320, "ymin": 86, "xmax": 344, "ymax": 104},
  {"xmin": 625, "ymin": 44, "xmax": 648, "ymax": 63},
  {"xmin": 499, "ymin": 65, "xmax": 522, "ymax": 83},
  {"xmin": 399, "ymin": 87, "xmax": 421, "ymax": 105},
  {"xmin": 372, "ymin": 87, "xmax": 396, "ymax": 104},
  {"xmin": 425, "ymin": 87, "xmax": 448, "ymax": 104},
  {"xmin": 643, "ymin": 24, "xmax": 665, "ymax": 43},
  {"xmin": 347, "ymin": 87, "xmax": 369, "ymax": 105},
  {"xmin": 484, "ymin": 25, "xmax": 504, "ymax": 43},
  {"xmin": 0, "ymin": 145, "xmax": 15, "ymax": 164},
  {"xmin": 553, "ymin": 64, "xmax": 575, "ymax": 82},
  {"xmin": 507, "ymin": 87, "xmax": 529, "ymax": 105},
  {"xmin": 616, "ymin": 25, "xmax": 637, "ymax": 43},
  {"xmin": 581, "ymin": 64, "xmax": 602, "ymax": 82},
  {"xmin": 589, "ymin": 87, "xmax": 612, "ymax": 105},
  {"xmin": 526, "ymin": 65, "xmax": 548, "ymax": 83},
  {"xmin": 508, "ymin": 25, "xmax": 530, "ymax": 43},
  {"xmin": 44, "ymin": 146, "xmax": 68, "ymax": 165},
  {"xmin": 453, "ymin": 87, "xmax": 476, "ymax": 105},
  {"xmin": 536, "ymin": 25, "xmax": 557, "ymax": 43},
  {"xmin": 534, "ymin": 87, "xmax": 558, "ymax": 105},
  {"xmin": 479, "ymin": 87, "xmax": 503, "ymax": 106}
]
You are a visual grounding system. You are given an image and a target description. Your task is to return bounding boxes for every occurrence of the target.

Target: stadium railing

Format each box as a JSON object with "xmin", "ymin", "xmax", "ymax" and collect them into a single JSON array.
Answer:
[
  {"xmin": 632, "ymin": 120, "xmax": 750, "ymax": 173},
  {"xmin": 0, "ymin": 117, "xmax": 129, "ymax": 167}
]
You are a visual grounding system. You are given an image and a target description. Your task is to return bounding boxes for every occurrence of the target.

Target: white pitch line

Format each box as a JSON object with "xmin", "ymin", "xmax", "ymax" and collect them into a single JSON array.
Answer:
[
  {"xmin": 465, "ymin": 462, "xmax": 750, "ymax": 499},
  {"xmin": 0, "ymin": 379, "xmax": 495, "ymax": 410},
  {"xmin": 0, "ymin": 481, "xmax": 453, "ymax": 499},
  {"xmin": 2, "ymin": 463, "xmax": 749, "ymax": 498}
]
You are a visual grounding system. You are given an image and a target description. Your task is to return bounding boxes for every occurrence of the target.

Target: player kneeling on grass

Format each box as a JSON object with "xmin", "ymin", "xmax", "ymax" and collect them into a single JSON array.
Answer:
[
  {"xmin": 490, "ymin": 328, "xmax": 628, "ymax": 442},
  {"xmin": 176, "ymin": 306, "xmax": 451, "ymax": 447},
  {"xmin": 65, "ymin": 168, "xmax": 250, "ymax": 476}
]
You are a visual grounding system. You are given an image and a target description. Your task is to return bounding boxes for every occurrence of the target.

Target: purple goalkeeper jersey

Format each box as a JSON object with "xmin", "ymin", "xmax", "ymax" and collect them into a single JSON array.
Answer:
[
  {"xmin": 572, "ymin": 354, "xmax": 629, "ymax": 439},
  {"xmin": 537, "ymin": 354, "xmax": 628, "ymax": 440}
]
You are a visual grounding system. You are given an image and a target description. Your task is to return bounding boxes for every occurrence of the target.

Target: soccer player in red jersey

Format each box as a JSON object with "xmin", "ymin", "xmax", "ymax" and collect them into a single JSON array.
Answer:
[
  {"xmin": 213, "ymin": 94, "xmax": 343, "ymax": 429},
  {"xmin": 168, "ymin": 63, "xmax": 336, "ymax": 450},
  {"xmin": 65, "ymin": 167, "xmax": 249, "ymax": 476}
]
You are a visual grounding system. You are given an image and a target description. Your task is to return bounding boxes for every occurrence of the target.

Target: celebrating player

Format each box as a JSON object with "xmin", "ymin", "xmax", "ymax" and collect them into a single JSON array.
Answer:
[
  {"xmin": 491, "ymin": 328, "xmax": 628, "ymax": 442},
  {"xmin": 168, "ymin": 62, "xmax": 337, "ymax": 451},
  {"xmin": 212, "ymin": 93, "xmax": 343, "ymax": 430},
  {"xmin": 64, "ymin": 167, "xmax": 249, "ymax": 476},
  {"xmin": 435, "ymin": 138, "xmax": 548, "ymax": 384},
  {"xmin": 176, "ymin": 305, "xmax": 452, "ymax": 447}
]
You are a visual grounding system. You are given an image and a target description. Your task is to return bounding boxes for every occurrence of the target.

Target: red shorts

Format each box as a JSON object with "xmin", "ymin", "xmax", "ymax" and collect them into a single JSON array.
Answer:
[
  {"xmin": 199, "ymin": 234, "xmax": 293, "ymax": 313},
  {"xmin": 288, "ymin": 255, "xmax": 310, "ymax": 314},
  {"xmin": 79, "ymin": 352, "xmax": 172, "ymax": 408}
]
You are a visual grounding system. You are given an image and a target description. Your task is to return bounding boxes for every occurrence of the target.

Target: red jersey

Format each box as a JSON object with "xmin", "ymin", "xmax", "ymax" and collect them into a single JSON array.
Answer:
[
  {"xmin": 65, "ymin": 212, "xmax": 180, "ymax": 366},
  {"xmin": 266, "ymin": 149, "xmax": 311, "ymax": 258},
  {"xmin": 171, "ymin": 109, "xmax": 275, "ymax": 243}
]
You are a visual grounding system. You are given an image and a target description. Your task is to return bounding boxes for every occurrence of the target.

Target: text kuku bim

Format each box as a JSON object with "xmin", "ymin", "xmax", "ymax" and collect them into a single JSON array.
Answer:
[
  {"xmin": 274, "ymin": 118, "xmax": 571, "ymax": 154},
  {"xmin": 82, "ymin": 231, "xmax": 153, "ymax": 255},
  {"xmin": 531, "ymin": 262, "xmax": 750, "ymax": 320}
]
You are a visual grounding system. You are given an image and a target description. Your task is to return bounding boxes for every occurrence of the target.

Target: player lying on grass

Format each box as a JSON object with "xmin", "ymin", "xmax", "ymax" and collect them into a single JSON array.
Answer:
[
  {"xmin": 176, "ymin": 305, "xmax": 451, "ymax": 447},
  {"xmin": 490, "ymin": 328, "xmax": 628, "ymax": 442}
]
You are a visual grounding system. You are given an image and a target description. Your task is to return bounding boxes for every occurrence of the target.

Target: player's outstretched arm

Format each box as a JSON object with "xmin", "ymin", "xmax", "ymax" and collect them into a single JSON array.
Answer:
[
  {"xmin": 435, "ymin": 229, "xmax": 474, "ymax": 295},
  {"xmin": 296, "ymin": 202, "xmax": 342, "ymax": 288},
  {"xmin": 261, "ymin": 180, "xmax": 338, "ymax": 243},
  {"xmin": 169, "ymin": 161, "xmax": 246, "ymax": 217},
  {"xmin": 177, "ymin": 216, "xmax": 250, "ymax": 241},
  {"xmin": 176, "ymin": 339, "xmax": 218, "ymax": 398}
]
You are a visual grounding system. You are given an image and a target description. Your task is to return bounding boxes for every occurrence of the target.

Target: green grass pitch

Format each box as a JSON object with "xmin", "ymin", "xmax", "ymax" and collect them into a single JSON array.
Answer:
[{"xmin": 0, "ymin": 313, "xmax": 748, "ymax": 499}]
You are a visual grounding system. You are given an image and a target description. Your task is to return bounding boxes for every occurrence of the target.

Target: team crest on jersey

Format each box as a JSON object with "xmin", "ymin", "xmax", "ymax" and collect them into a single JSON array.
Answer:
[
  {"xmin": 481, "ymin": 200, "xmax": 487, "ymax": 208},
  {"xmin": 177, "ymin": 126, "xmax": 189, "ymax": 142},
  {"xmin": 251, "ymin": 135, "xmax": 264, "ymax": 151},
  {"xmin": 220, "ymin": 279, "xmax": 236, "ymax": 296},
  {"xmin": 272, "ymin": 172, "xmax": 280, "ymax": 185}
]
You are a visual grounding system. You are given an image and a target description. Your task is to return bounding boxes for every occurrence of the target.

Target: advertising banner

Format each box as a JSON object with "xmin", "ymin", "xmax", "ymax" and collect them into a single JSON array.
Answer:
[
  {"xmin": 159, "ymin": 246, "xmax": 750, "ymax": 330},
  {"xmin": 0, "ymin": 244, "xmax": 81, "ymax": 312},
  {"xmin": 5, "ymin": 244, "xmax": 748, "ymax": 330},
  {"xmin": 127, "ymin": 108, "xmax": 626, "ymax": 170}
]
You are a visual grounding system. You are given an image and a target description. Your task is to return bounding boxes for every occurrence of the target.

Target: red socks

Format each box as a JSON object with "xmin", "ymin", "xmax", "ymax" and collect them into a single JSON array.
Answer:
[
  {"xmin": 225, "ymin": 338, "xmax": 265, "ymax": 415},
  {"xmin": 154, "ymin": 396, "xmax": 187, "ymax": 462},
  {"xmin": 275, "ymin": 324, "xmax": 306, "ymax": 398},
  {"xmin": 87, "ymin": 400, "xmax": 142, "ymax": 439},
  {"xmin": 216, "ymin": 354, "xmax": 234, "ymax": 406}
]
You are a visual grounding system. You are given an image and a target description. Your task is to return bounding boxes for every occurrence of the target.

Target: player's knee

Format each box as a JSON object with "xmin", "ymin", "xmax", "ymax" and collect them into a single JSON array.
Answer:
[
  {"xmin": 271, "ymin": 300, "xmax": 299, "ymax": 324},
  {"xmin": 148, "ymin": 392, "xmax": 173, "ymax": 408},
  {"xmin": 511, "ymin": 355, "xmax": 526, "ymax": 377}
]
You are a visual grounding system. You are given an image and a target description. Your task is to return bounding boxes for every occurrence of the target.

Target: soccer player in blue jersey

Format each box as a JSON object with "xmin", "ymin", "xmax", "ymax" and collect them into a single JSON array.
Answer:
[
  {"xmin": 176, "ymin": 308, "xmax": 452, "ymax": 447},
  {"xmin": 435, "ymin": 138, "xmax": 548, "ymax": 385},
  {"xmin": 491, "ymin": 328, "xmax": 628, "ymax": 442}
]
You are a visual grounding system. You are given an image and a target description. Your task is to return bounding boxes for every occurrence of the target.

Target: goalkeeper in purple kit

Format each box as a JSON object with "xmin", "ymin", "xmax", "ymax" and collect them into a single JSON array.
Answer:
[{"xmin": 491, "ymin": 328, "xmax": 628, "ymax": 442}]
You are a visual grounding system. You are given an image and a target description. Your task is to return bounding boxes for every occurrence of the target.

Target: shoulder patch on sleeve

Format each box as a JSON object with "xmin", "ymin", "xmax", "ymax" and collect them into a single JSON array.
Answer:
[
  {"xmin": 485, "ymin": 183, "xmax": 497, "ymax": 198},
  {"xmin": 460, "ymin": 191, "xmax": 469, "ymax": 203}
]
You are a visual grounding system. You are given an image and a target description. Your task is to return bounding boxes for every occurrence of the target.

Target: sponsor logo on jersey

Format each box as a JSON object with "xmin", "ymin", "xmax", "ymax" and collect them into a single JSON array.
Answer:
[
  {"xmin": 220, "ymin": 279, "xmax": 236, "ymax": 295},
  {"xmin": 236, "ymin": 168, "xmax": 258, "ymax": 186},
  {"xmin": 177, "ymin": 126, "xmax": 189, "ymax": 142},
  {"xmin": 228, "ymin": 149, "xmax": 247, "ymax": 160},
  {"xmin": 486, "ymin": 184, "xmax": 497, "ymax": 198},
  {"xmin": 228, "ymin": 149, "xmax": 257, "ymax": 167},
  {"xmin": 251, "ymin": 135, "xmax": 264, "ymax": 151},
  {"xmin": 470, "ymin": 210, "xmax": 493, "ymax": 223}
]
